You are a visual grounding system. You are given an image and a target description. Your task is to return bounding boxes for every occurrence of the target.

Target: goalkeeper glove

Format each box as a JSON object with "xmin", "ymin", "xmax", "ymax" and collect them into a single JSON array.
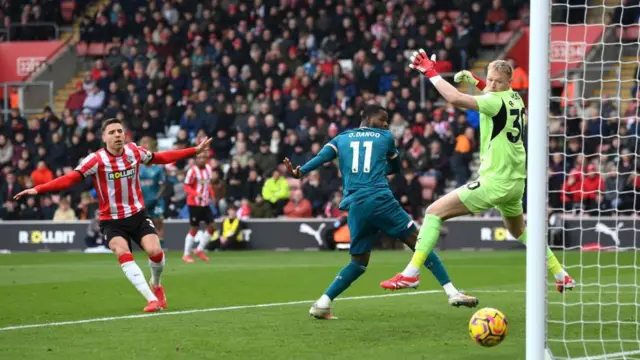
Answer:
[
  {"xmin": 454, "ymin": 70, "xmax": 487, "ymax": 91},
  {"xmin": 408, "ymin": 49, "xmax": 439, "ymax": 79}
]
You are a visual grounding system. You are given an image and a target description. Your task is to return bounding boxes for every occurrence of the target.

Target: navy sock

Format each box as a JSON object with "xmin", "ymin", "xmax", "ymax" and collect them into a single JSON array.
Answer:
[
  {"xmin": 324, "ymin": 260, "xmax": 367, "ymax": 300},
  {"xmin": 424, "ymin": 251, "xmax": 451, "ymax": 286}
]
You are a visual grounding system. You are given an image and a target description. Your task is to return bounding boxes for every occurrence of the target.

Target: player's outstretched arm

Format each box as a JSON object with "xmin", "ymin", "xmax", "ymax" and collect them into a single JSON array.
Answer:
[
  {"xmin": 14, "ymin": 171, "xmax": 83, "ymax": 200},
  {"xmin": 149, "ymin": 137, "xmax": 212, "ymax": 164},
  {"xmin": 284, "ymin": 144, "xmax": 337, "ymax": 179},
  {"xmin": 454, "ymin": 70, "xmax": 487, "ymax": 91},
  {"xmin": 409, "ymin": 49, "xmax": 479, "ymax": 111}
]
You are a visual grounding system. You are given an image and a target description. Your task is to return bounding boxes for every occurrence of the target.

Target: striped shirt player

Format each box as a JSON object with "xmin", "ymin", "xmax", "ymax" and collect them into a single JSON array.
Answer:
[
  {"xmin": 75, "ymin": 143, "xmax": 154, "ymax": 221},
  {"xmin": 14, "ymin": 118, "xmax": 212, "ymax": 313},
  {"xmin": 184, "ymin": 164, "xmax": 214, "ymax": 207},
  {"xmin": 182, "ymin": 151, "xmax": 216, "ymax": 263}
]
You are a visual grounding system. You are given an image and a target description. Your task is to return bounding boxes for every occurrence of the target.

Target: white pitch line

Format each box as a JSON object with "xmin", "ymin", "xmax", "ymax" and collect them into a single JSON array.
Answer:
[
  {"xmin": 0, "ymin": 289, "xmax": 444, "ymax": 332},
  {"xmin": 0, "ymin": 288, "xmax": 629, "ymax": 332}
]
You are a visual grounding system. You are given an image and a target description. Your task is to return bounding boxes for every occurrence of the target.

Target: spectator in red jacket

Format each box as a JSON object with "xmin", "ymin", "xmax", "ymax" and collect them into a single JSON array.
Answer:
[
  {"xmin": 284, "ymin": 189, "xmax": 312, "ymax": 218},
  {"xmin": 582, "ymin": 164, "xmax": 604, "ymax": 211},
  {"xmin": 30, "ymin": 160, "xmax": 54, "ymax": 186},
  {"xmin": 486, "ymin": 0, "xmax": 507, "ymax": 32},
  {"xmin": 562, "ymin": 169, "xmax": 584, "ymax": 211},
  {"xmin": 65, "ymin": 82, "xmax": 86, "ymax": 112}
]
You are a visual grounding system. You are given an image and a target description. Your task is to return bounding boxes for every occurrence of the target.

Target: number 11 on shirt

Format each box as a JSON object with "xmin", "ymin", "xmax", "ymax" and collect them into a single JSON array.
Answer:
[{"xmin": 350, "ymin": 141, "xmax": 373, "ymax": 173}]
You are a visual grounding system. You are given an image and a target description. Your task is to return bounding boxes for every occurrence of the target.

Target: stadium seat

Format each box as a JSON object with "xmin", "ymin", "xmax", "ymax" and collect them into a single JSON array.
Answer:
[
  {"xmin": 104, "ymin": 43, "xmax": 118, "ymax": 54},
  {"xmin": 497, "ymin": 32, "xmax": 514, "ymax": 45},
  {"xmin": 60, "ymin": 1, "xmax": 76, "ymax": 23},
  {"xmin": 481, "ymin": 33, "xmax": 498, "ymax": 46},
  {"xmin": 75, "ymin": 42, "xmax": 88, "ymax": 56},
  {"xmin": 157, "ymin": 137, "xmax": 176, "ymax": 152},
  {"xmin": 87, "ymin": 43, "xmax": 106, "ymax": 56},
  {"xmin": 617, "ymin": 25, "xmax": 640, "ymax": 41},
  {"xmin": 508, "ymin": 20, "xmax": 523, "ymax": 31}
]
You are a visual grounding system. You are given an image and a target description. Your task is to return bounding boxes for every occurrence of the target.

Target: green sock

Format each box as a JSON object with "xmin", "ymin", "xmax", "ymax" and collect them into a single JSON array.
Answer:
[
  {"xmin": 517, "ymin": 230, "xmax": 564, "ymax": 277},
  {"xmin": 410, "ymin": 215, "xmax": 442, "ymax": 268}
]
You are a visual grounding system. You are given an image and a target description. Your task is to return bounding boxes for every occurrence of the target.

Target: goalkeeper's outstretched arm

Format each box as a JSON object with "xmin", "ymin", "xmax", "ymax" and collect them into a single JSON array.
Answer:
[{"xmin": 408, "ymin": 49, "xmax": 480, "ymax": 111}]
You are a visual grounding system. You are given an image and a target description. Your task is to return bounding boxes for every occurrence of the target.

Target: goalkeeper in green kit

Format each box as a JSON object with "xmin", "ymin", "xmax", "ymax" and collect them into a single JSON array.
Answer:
[{"xmin": 380, "ymin": 49, "xmax": 576, "ymax": 293}]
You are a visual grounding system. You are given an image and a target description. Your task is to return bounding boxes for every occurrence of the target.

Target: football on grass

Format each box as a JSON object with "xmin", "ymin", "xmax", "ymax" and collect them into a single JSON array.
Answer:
[{"xmin": 468, "ymin": 307, "xmax": 509, "ymax": 347}]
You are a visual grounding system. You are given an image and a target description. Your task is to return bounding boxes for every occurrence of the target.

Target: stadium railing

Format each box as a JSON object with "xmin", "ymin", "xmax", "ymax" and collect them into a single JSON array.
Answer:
[
  {"xmin": 2, "ymin": 22, "xmax": 69, "ymax": 41},
  {"xmin": 1, "ymin": 81, "xmax": 54, "ymax": 122}
]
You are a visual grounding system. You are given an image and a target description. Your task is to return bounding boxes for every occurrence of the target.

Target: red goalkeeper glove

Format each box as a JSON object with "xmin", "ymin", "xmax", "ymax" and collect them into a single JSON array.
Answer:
[{"xmin": 408, "ymin": 49, "xmax": 439, "ymax": 79}]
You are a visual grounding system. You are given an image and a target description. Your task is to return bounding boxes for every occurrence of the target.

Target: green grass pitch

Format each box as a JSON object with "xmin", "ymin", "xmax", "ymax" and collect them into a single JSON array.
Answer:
[{"xmin": 0, "ymin": 250, "xmax": 638, "ymax": 360}]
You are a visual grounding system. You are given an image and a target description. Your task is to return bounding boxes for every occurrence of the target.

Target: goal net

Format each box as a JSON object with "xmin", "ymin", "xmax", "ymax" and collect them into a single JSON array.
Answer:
[{"xmin": 546, "ymin": 1, "xmax": 640, "ymax": 359}]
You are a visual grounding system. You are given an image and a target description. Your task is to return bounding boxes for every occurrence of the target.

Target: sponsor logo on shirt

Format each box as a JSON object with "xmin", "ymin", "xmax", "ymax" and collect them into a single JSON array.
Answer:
[{"xmin": 107, "ymin": 168, "xmax": 136, "ymax": 180}]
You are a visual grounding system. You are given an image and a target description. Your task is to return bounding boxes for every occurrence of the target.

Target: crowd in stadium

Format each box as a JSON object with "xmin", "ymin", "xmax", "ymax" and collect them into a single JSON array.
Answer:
[{"xmin": 1, "ymin": 0, "xmax": 638, "ymax": 222}]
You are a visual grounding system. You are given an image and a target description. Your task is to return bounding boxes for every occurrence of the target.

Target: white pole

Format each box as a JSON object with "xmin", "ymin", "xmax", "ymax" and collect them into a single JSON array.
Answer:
[{"xmin": 526, "ymin": 0, "xmax": 550, "ymax": 360}]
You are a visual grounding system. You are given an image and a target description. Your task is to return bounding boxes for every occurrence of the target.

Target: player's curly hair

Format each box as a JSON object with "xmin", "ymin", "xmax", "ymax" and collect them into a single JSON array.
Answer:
[
  {"xmin": 360, "ymin": 104, "xmax": 388, "ymax": 127},
  {"xmin": 488, "ymin": 60, "xmax": 513, "ymax": 80}
]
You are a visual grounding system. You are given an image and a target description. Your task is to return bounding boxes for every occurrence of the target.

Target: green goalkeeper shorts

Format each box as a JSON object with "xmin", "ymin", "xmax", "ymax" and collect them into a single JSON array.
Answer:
[{"xmin": 457, "ymin": 177, "xmax": 525, "ymax": 217}]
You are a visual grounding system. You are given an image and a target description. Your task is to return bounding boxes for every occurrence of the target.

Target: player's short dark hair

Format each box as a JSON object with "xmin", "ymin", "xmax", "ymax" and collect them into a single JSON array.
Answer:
[
  {"xmin": 360, "ymin": 104, "xmax": 388, "ymax": 126},
  {"xmin": 101, "ymin": 118, "xmax": 124, "ymax": 134}
]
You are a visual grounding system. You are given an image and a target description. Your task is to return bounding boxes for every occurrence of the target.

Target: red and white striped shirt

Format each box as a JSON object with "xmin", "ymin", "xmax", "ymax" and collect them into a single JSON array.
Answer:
[
  {"xmin": 184, "ymin": 164, "xmax": 213, "ymax": 207},
  {"xmin": 75, "ymin": 143, "xmax": 152, "ymax": 220}
]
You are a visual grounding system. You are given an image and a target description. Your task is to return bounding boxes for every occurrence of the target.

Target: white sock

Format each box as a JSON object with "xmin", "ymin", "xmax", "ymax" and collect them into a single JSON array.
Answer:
[
  {"xmin": 443, "ymin": 282, "xmax": 458, "ymax": 297},
  {"xmin": 197, "ymin": 230, "xmax": 212, "ymax": 251},
  {"xmin": 148, "ymin": 252, "xmax": 165, "ymax": 286},
  {"xmin": 184, "ymin": 233, "xmax": 196, "ymax": 256},
  {"xmin": 401, "ymin": 264, "xmax": 421, "ymax": 277},
  {"xmin": 317, "ymin": 294, "xmax": 332, "ymax": 308},
  {"xmin": 554, "ymin": 269, "xmax": 569, "ymax": 282},
  {"xmin": 121, "ymin": 260, "xmax": 157, "ymax": 301}
]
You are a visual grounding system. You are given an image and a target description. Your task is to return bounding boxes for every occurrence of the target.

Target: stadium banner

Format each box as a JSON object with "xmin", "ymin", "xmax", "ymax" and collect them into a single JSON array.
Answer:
[
  {"xmin": 561, "ymin": 218, "xmax": 639, "ymax": 251},
  {"xmin": 549, "ymin": 24, "xmax": 604, "ymax": 78},
  {"xmin": 0, "ymin": 222, "xmax": 88, "ymax": 252},
  {"xmin": 440, "ymin": 219, "xmax": 525, "ymax": 250},
  {"xmin": 0, "ymin": 41, "xmax": 64, "ymax": 82},
  {"xmin": 0, "ymin": 218, "xmax": 636, "ymax": 252},
  {"xmin": 505, "ymin": 25, "xmax": 604, "ymax": 81},
  {"xmin": 162, "ymin": 219, "xmax": 332, "ymax": 250}
]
